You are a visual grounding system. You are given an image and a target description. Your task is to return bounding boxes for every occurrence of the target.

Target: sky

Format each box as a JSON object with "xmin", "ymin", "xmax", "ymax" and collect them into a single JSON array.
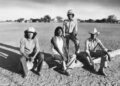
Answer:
[{"xmin": 0, "ymin": 0, "xmax": 120, "ymax": 21}]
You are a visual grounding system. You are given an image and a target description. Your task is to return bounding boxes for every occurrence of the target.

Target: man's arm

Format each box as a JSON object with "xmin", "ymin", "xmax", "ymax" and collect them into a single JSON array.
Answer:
[
  {"xmin": 98, "ymin": 39, "xmax": 111, "ymax": 61},
  {"xmin": 20, "ymin": 39, "xmax": 29, "ymax": 59},
  {"xmin": 85, "ymin": 40, "xmax": 94, "ymax": 66},
  {"xmin": 97, "ymin": 39, "xmax": 108, "ymax": 52},
  {"xmin": 72, "ymin": 20, "xmax": 78, "ymax": 36},
  {"xmin": 32, "ymin": 38, "xmax": 40, "ymax": 61}
]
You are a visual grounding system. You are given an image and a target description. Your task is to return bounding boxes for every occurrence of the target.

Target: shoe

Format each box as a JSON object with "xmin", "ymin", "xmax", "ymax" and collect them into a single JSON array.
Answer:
[
  {"xmin": 62, "ymin": 70, "xmax": 70, "ymax": 76},
  {"xmin": 36, "ymin": 72, "xmax": 41, "ymax": 76},
  {"xmin": 31, "ymin": 68, "xmax": 35, "ymax": 72},
  {"xmin": 98, "ymin": 69, "xmax": 107, "ymax": 76},
  {"xmin": 89, "ymin": 65, "xmax": 95, "ymax": 72},
  {"xmin": 34, "ymin": 71, "xmax": 41, "ymax": 76},
  {"xmin": 22, "ymin": 74, "xmax": 27, "ymax": 78}
]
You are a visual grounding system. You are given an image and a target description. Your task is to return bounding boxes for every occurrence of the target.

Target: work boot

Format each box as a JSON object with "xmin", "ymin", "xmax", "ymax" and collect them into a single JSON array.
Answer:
[
  {"xmin": 98, "ymin": 69, "xmax": 107, "ymax": 76},
  {"xmin": 89, "ymin": 65, "xmax": 95, "ymax": 72},
  {"xmin": 62, "ymin": 70, "xmax": 70, "ymax": 76}
]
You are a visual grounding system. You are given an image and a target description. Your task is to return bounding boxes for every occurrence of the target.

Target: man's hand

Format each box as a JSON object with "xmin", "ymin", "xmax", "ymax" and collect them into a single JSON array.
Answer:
[
  {"xmin": 105, "ymin": 50, "xmax": 112, "ymax": 61},
  {"xmin": 31, "ymin": 57, "xmax": 35, "ymax": 62},
  {"xmin": 89, "ymin": 57, "xmax": 94, "ymax": 66}
]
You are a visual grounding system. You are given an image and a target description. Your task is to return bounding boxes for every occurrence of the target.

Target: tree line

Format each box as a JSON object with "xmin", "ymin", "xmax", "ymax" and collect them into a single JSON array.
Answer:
[{"xmin": 5, "ymin": 14, "xmax": 120, "ymax": 24}]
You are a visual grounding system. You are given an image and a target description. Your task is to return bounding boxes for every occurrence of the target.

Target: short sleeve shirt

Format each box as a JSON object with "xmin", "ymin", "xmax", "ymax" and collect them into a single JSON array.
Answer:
[
  {"xmin": 63, "ymin": 19, "xmax": 78, "ymax": 34},
  {"xmin": 20, "ymin": 37, "xmax": 40, "ymax": 55}
]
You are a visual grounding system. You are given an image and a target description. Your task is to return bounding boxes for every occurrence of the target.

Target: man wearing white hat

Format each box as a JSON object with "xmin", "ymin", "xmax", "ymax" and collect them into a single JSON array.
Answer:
[
  {"xmin": 20, "ymin": 27, "xmax": 44, "ymax": 78},
  {"xmin": 63, "ymin": 10, "xmax": 80, "ymax": 54},
  {"xmin": 84, "ymin": 28, "xmax": 110, "ymax": 76}
]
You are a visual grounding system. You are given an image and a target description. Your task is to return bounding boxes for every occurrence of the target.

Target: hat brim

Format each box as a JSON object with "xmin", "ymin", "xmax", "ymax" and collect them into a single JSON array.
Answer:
[
  {"xmin": 89, "ymin": 32, "xmax": 100, "ymax": 35},
  {"xmin": 27, "ymin": 30, "xmax": 35, "ymax": 33}
]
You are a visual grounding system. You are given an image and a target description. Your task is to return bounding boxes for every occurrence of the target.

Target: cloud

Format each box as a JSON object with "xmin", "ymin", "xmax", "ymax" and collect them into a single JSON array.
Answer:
[
  {"xmin": 27, "ymin": 0, "xmax": 120, "ymax": 7},
  {"xmin": 0, "ymin": 0, "xmax": 119, "ymax": 20}
]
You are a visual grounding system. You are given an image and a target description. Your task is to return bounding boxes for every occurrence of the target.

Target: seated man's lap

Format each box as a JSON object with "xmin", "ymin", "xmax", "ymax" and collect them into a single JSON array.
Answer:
[
  {"xmin": 90, "ymin": 50, "xmax": 107, "ymax": 64},
  {"xmin": 90, "ymin": 50, "xmax": 106, "ymax": 59}
]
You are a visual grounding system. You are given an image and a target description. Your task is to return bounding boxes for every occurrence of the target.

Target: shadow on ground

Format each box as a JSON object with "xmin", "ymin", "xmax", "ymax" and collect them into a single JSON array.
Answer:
[
  {"xmin": 0, "ymin": 43, "xmax": 21, "ymax": 74},
  {"xmin": 77, "ymin": 51, "xmax": 98, "ymax": 75},
  {"xmin": 0, "ymin": 43, "xmax": 65, "ymax": 75},
  {"xmin": 43, "ymin": 52, "xmax": 65, "ymax": 74},
  {"xmin": 0, "ymin": 43, "xmax": 97, "ymax": 76}
]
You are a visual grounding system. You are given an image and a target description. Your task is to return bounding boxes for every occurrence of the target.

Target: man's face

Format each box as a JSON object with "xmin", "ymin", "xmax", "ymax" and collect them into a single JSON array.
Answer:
[
  {"xmin": 91, "ymin": 34, "xmax": 96, "ymax": 39},
  {"xmin": 68, "ymin": 14, "xmax": 73, "ymax": 20},
  {"xmin": 28, "ymin": 32, "xmax": 34, "ymax": 39}
]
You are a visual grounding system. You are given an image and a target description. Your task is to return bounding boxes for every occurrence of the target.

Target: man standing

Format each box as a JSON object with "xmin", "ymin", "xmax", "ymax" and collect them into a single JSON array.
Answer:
[
  {"xmin": 63, "ymin": 10, "xmax": 80, "ymax": 54},
  {"xmin": 85, "ymin": 28, "xmax": 110, "ymax": 76}
]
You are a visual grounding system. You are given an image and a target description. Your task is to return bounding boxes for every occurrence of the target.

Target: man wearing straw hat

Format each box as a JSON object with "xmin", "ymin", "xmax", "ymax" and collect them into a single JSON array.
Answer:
[
  {"xmin": 20, "ymin": 27, "xmax": 44, "ymax": 78},
  {"xmin": 84, "ymin": 28, "xmax": 111, "ymax": 76},
  {"xmin": 63, "ymin": 10, "xmax": 80, "ymax": 54}
]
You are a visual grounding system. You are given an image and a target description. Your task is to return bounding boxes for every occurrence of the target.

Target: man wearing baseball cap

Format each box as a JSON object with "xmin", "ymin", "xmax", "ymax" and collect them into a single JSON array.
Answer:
[
  {"xmin": 20, "ymin": 27, "xmax": 44, "ymax": 78},
  {"xmin": 84, "ymin": 28, "xmax": 111, "ymax": 76},
  {"xmin": 63, "ymin": 10, "xmax": 80, "ymax": 55}
]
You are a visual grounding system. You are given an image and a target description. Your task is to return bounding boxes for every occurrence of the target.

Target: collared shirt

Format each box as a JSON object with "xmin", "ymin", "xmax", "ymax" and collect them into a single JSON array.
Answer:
[
  {"xmin": 85, "ymin": 38, "xmax": 108, "ymax": 53},
  {"xmin": 20, "ymin": 37, "xmax": 40, "ymax": 55},
  {"xmin": 63, "ymin": 19, "xmax": 78, "ymax": 35}
]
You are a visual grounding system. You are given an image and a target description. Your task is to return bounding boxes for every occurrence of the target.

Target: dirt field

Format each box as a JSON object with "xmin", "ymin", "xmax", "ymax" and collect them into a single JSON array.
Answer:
[{"xmin": 0, "ymin": 22, "xmax": 120, "ymax": 86}]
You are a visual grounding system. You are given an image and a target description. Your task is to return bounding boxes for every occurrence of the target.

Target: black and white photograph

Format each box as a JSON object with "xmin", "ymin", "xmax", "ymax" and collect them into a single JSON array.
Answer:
[{"xmin": 0, "ymin": 0, "xmax": 120, "ymax": 86}]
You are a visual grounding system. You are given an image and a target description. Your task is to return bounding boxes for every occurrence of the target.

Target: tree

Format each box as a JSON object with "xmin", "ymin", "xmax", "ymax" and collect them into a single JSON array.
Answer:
[
  {"xmin": 16, "ymin": 18, "xmax": 25, "ymax": 22},
  {"xmin": 30, "ymin": 18, "xmax": 41, "ymax": 23},
  {"xmin": 44, "ymin": 15, "xmax": 51, "ymax": 22},
  {"xmin": 107, "ymin": 15, "xmax": 118, "ymax": 23},
  {"xmin": 85, "ymin": 19, "xmax": 94, "ymax": 23},
  {"xmin": 95, "ymin": 18, "xmax": 107, "ymax": 23},
  {"xmin": 56, "ymin": 16, "xmax": 63, "ymax": 22}
]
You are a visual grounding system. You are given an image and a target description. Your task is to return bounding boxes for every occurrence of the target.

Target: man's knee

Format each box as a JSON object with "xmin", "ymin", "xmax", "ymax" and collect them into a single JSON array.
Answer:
[
  {"xmin": 102, "ymin": 55, "xmax": 108, "ymax": 61},
  {"xmin": 20, "ymin": 56, "xmax": 26, "ymax": 62},
  {"xmin": 37, "ymin": 52, "xmax": 44, "ymax": 61}
]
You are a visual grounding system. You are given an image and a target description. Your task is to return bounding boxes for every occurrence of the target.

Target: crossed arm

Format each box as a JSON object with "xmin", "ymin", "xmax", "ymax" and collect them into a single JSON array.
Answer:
[{"xmin": 20, "ymin": 38, "xmax": 40, "ymax": 62}]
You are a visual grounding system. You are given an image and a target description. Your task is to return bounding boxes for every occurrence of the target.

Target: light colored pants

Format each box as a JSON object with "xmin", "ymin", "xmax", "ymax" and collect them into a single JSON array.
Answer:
[{"xmin": 20, "ymin": 52, "xmax": 44, "ymax": 76}]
